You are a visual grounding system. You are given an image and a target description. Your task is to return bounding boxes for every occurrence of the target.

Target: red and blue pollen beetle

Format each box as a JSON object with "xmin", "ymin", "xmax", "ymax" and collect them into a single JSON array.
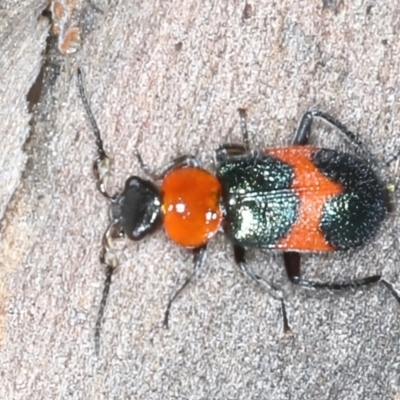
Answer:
[
  {"xmin": 215, "ymin": 108, "xmax": 400, "ymax": 331},
  {"xmin": 77, "ymin": 69, "xmax": 223, "ymax": 353}
]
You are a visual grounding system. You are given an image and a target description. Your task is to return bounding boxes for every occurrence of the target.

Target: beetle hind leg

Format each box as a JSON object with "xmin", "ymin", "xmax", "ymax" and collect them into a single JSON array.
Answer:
[
  {"xmin": 234, "ymin": 245, "xmax": 290, "ymax": 332},
  {"xmin": 294, "ymin": 111, "xmax": 372, "ymax": 161},
  {"xmin": 283, "ymin": 251, "xmax": 400, "ymax": 305}
]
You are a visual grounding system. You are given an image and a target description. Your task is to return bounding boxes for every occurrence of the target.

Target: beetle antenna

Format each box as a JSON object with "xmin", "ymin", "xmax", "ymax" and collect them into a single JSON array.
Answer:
[
  {"xmin": 77, "ymin": 68, "xmax": 114, "ymax": 200},
  {"xmin": 77, "ymin": 68, "xmax": 120, "ymax": 354},
  {"xmin": 77, "ymin": 68, "xmax": 107, "ymax": 161},
  {"xmin": 94, "ymin": 220, "xmax": 120, "ymax": 355},
  {"xmin": 95, "ymin": 265, "xmax": 114, "ymax": 355}
]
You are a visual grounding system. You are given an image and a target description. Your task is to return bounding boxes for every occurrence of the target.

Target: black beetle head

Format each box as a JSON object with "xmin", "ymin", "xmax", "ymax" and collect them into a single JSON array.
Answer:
[{"xmin": 113, "ymin": 176, "xmax": 162, "ymax": 241}]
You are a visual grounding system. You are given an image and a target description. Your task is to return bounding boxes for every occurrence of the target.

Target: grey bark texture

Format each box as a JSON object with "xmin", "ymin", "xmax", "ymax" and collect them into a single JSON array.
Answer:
[{"xmin": 1, "ymin": 1, "xmax": 400, "ymax": 399}]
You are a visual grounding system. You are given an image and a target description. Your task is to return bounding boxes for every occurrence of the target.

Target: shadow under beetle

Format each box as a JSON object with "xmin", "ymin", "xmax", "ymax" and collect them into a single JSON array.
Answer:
[{"xmin": 78, "ymin": 69, "xmax": 400, "ymax": 354}]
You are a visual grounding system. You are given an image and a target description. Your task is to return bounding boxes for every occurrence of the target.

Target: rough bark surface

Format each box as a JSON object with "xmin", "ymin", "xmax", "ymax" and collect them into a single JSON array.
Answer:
[{"xmin": 1, "ymin": 1, "xmax": 399, "ymax": 399}]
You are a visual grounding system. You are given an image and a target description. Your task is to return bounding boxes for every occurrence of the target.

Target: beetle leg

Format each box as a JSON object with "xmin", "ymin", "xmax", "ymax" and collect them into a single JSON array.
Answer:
[
  {"xmin": 163, "ymin": 245, "xmax": 207, "ymax": 328},
  {"xmin": 380, "ymin": 280, "xmax": 400, "ymax": 303},
  {"xmin": 215, "ymin": 108, "xmax": 252, "ymax": 163},
  {"xmin": 237, "ymin": 108, "xmax": 251, "ymax": 151},
  {"xmin": 135, "ymin": 152, "xmax": 200, "ymax": 181},
  {"xmin": 283, "ymin": 252, "xmax": 400, "ymax": 304},
  {"xmin": 294, "ymin": 111, "xmax": 361, "ymax": 147},
  {"xmin": 283, "ymin": 251, "xmax": 301, "ymax": 281},
  {"xmin": 234, "ymin": 245, "xmax": 290, "ymax": 332},
  {"xmin": 215, "ymin": 143, "xmax": 248, "ymax": 163},
  {"xmin": 294, "ymin": 111, "xmax": 373, "ymax": 159}
]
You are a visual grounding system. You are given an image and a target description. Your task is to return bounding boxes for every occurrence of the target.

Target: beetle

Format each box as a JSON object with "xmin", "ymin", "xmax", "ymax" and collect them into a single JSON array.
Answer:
[
  {"xmin": 215, "ymin": 108, "xmax": 400, "ymax": 325},
  {"xmin": 78, "ymin": 68, "xmax": 399, "ymax": 353},
  {"xmin": 77, "ymin": 69, "xmax": 223, "ymax": 354}
]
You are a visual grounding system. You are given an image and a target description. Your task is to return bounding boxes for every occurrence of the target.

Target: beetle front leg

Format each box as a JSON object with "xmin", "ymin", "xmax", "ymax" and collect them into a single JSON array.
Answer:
[
  {"xmin": 135, "ymin": 152, "xmax": 200, "ymax": 181},
  {"xmin": 163, "ymin": 245, "xmax": 207, "ymax": 328}
]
